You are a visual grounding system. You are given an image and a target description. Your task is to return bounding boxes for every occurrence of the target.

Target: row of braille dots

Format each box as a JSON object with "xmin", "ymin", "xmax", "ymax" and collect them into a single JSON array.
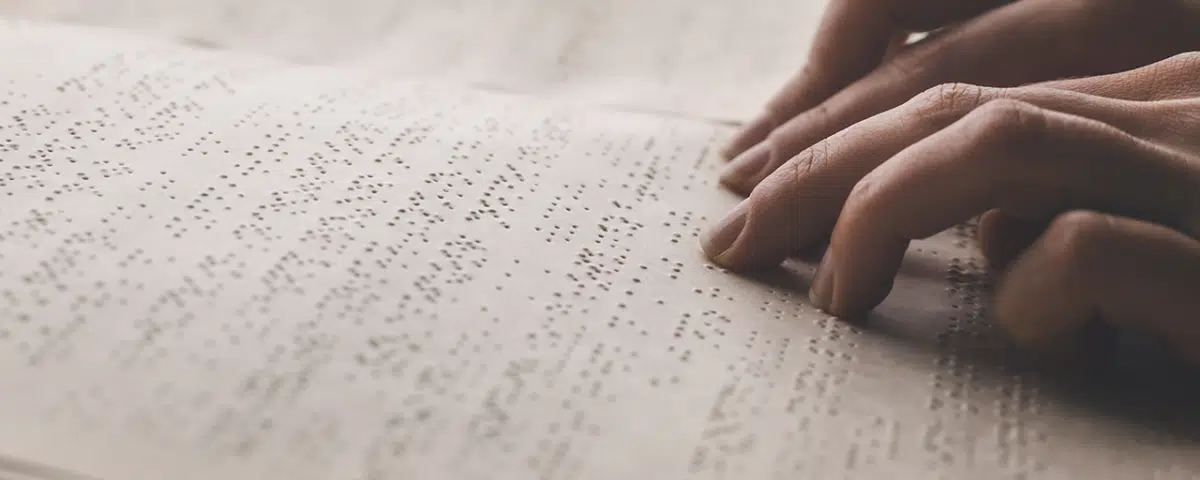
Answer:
[
  {"xmin": 293, "ymin": 216, "xmax": 493, "ymax": 326},
  {"xmin": 352, "ymin": 335, "xmax": 626, "ymax": 473},
  {"xmin": 3, "ymin": 104, "xmax": 71, "ymax": 200},
  {"xmin": 543, "ymin": 164, "xmax": 751, "ymax": 358},
  {"xmin": 462, "ymin": 154, "xmax": 514, "ymax": 226},
  {"xmin": 0, "ymin": 207, "xmax": 105, "ymax": 350},
  {"xmin": 926, "ymin": 224, "xmax": 1000, "ymax": 416},
  {"xmin": 668, "ymin": 310, "xmax": 735, "ymax": 363},
  {"xmin": 534, "ymin": 183, "xmax": 588, "ymax": 243},
  {"xmin": 352, "ymin": 340, "xmax": 527, "ymax": 459},
  {"xmin": 511, "ymin": 124, "xmax": 687, "ymax": 355},
  {"xmin": 947, "ymin": 223, "xmax": 990, "ymax": 341}
]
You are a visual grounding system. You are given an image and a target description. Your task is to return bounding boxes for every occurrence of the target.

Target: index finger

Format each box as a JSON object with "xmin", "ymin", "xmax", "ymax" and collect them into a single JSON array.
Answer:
[{"xmin": 811, "ymin": 100, "xmax": 1200, "ymax": 317}]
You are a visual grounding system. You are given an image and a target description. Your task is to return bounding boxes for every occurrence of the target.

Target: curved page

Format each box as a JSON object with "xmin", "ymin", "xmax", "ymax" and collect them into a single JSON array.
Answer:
[
  {"xmin": 0, "ymin": 0, "xmax": 826, "ymax": 121},
  {"xmin": 0, "ymin": 19, "xmax": 1197, "ymax": 480}
]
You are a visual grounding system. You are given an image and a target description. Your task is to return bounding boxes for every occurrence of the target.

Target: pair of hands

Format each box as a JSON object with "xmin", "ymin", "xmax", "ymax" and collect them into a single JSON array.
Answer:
[{"xmin": 702, "ymin": 0, "xmax": 1200, "ymax": 366}]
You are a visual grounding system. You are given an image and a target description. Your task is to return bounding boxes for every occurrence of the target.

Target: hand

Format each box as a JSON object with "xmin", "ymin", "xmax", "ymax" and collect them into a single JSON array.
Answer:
[
  {"xmin": 701, "ymin": 53, "xmax": 1200, "ymax": 366},
  {"xmin": 718, "ymin": 0, "xmax": 1200, "ymax": 195}
]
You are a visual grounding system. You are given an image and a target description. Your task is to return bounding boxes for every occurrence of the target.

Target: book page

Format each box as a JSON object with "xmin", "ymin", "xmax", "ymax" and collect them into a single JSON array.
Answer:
[
  {"xmin": 0, "ymin": 0, "xmax": 825, "ymax": 122},
  {"xmin": 0, "ymin": 19, "xmax": 1198, "ymax": 480}
]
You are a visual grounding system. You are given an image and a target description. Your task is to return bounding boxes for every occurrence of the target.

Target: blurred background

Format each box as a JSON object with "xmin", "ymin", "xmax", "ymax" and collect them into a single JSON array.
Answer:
[{"xmin": 0, "ymin": 0, "xmax": 828, "ymax": 121}]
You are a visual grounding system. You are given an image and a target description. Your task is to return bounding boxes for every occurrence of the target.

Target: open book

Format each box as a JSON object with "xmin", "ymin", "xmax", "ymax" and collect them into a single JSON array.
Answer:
[{"xmin": 0, "ymin": 10, "xmax": 1197, "ymax": 480}]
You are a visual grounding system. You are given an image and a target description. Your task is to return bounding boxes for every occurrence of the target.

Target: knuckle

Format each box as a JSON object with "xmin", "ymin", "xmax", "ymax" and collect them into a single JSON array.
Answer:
[
  {"xmin": 789, "ymin": 139, "xmax": 832, "ymax": 181},
  {"xmin": 909, "ymin": 83, "xmax": 991, "ymax": 123},
  {"xmin": 1132, "ymin": 52, "xmax": 1200, "ymax": 100},
  {"xmin": 1164, "ymin": 51, "xmax": 1200, "ymax": 76},
  {"xmin": 844, "ymin": 173, "xmax": 883, "ymax": 214},
  {"xmin": 1178, "ymin": 50, "xmax": 1200, "ymax": 63},
  {"xmin": 963, "ymin": 99, "xmax": 1046, "ymax": 147}
]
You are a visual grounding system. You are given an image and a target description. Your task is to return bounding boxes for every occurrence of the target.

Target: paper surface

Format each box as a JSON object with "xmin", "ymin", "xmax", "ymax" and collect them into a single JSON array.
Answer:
[
  {"xmin": 0, "ymin": 0, "xmax": 826, "ymax": 122},
  {"xmin": 0, "ymin": 18, "xmax": 1199, "ymax": 480}
]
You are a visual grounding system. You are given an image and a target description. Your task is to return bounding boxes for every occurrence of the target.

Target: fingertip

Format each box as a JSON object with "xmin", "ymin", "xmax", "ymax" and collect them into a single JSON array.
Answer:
[
  {"xmin": 827, "ymin": 278, "xmax": 894, "ymax": 320},
  {"xmin": 700, "ymin": 200, "xmax": 749, "ymax": 263},
  {"xmin": 718, "ymin": 142, "xmax": 771, "ymax": 195},
  {"xmin": 821, "ymin": 226, "xmax": 907, "ymax": 319},
  {"xmin": 809, "ymin": 247, "xmax": 835, "ymax": 311},
  {"xmin": 701, "ymin": 198, "xmax": 804, "ymax": 272},
  {"xmin": 810, "ymin": 253, "xmax": 873, "ymax": 323}
]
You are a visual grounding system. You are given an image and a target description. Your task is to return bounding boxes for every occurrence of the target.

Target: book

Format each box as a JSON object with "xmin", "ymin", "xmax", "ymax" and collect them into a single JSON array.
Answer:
[{"xmin": 0, "ymin": 9, "xmax": 1195, "ymax": 480}]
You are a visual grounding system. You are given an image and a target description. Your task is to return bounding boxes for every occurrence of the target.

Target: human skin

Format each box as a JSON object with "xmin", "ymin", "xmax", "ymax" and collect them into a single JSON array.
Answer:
[{"xmin": 700, "ymin": 0, "xmax": 1200, "ymax": 366}]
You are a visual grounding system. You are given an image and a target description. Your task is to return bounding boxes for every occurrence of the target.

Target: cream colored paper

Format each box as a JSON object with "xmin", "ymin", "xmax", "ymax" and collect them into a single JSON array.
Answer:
[
  {"xmin": 0, "ymin": 0, "xmax": 826, "ymax": 122},
  {"xmin": 0, "ymin": 18, "xmax": 1198, "ymax": 480}
]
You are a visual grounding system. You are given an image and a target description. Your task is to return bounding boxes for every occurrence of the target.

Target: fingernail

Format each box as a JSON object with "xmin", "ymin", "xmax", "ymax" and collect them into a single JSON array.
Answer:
[
  {"xmin": 810, "ymin": 248, "xmax": 835, "ymax": 312},
  {"xmin": 720, "ymin": 111, "xmax": 773, "ymax": 160},
  {"xmin": 701, "ymin": 200, "xmax": 750, "ymax": 260},
  {"xmin": 719, "ymin": 142, "xmax": 771, "ymax": 192}
]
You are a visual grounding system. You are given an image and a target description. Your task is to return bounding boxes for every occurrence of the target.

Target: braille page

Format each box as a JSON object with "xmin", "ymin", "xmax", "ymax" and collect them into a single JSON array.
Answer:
[
  {"xmin": 1, "ymin": 19, "xmax": 1199, "ymax": 480},
  {"xmin": 0, "ymin": 0, "xmax": 824, "ymax": 122}
]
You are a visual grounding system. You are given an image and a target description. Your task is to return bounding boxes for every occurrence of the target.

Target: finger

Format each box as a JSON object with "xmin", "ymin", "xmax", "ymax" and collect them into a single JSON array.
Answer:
[
  {"xmin": 815, "ymin": 99, "xmax": 1200, "ymax": 317},
  {"xmin": 996, "ymin": 210, "xmax": 1200, "ymax": 367},
  {"xmin": 977, "ymin": 209, "xmax": 1046, "ymax": 271},
  {"xmin": 1033, "ymin": 52, "xmax": 1200, "ymax": 101},
  {"xmin": 720, "ymin": 0, "xmax": 1013, "ymax": 160},
  {"xmin": 719, "ymin": 0, "xmax": 1196, "ymax": 193},
  {"xmin": 703, "ymin": 83, "xmax": 1175, "ymax": 269}
]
